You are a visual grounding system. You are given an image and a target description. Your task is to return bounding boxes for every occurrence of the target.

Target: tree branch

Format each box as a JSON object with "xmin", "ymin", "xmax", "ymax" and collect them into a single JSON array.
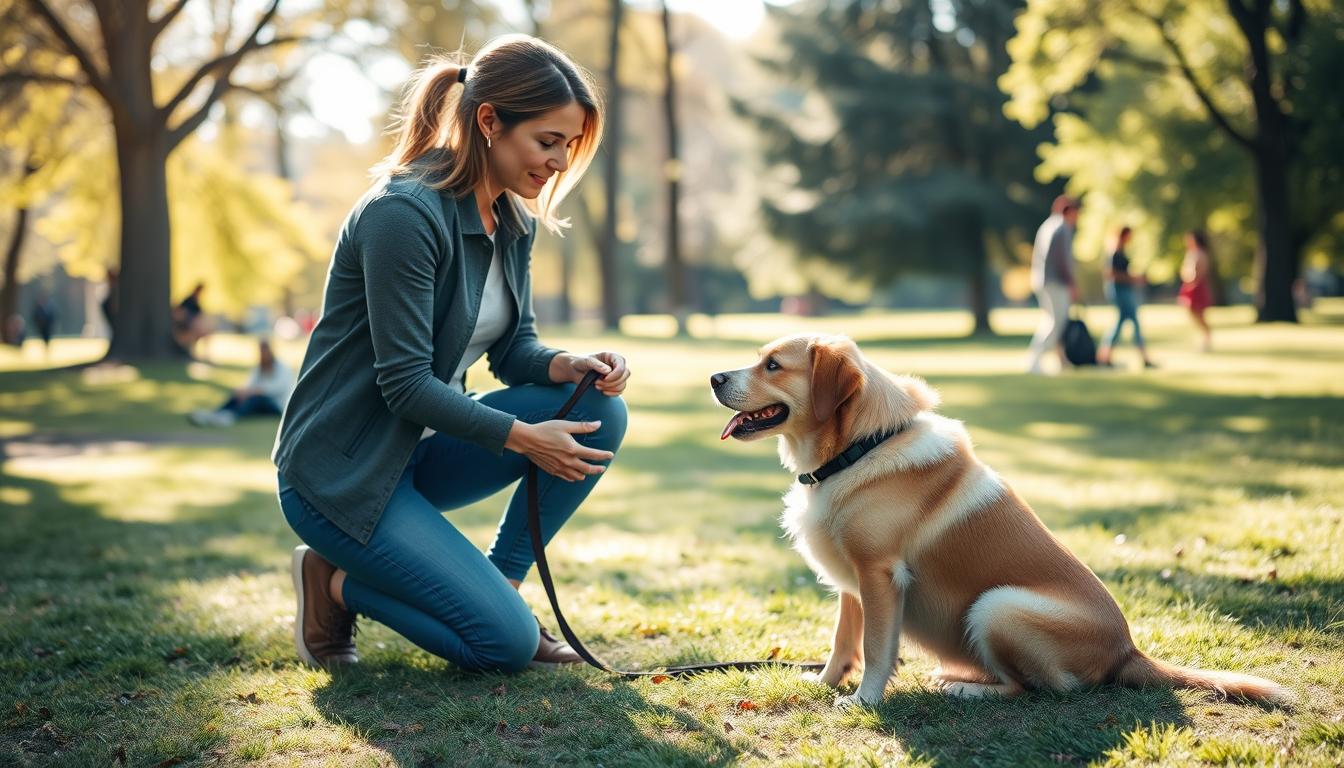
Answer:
[
  {"xmin": 0, "ymin": 70, "xmax": 87, "ymax": 89},
  {"xmin": 161, "ymin": 30, "xmax": 301, "ymax": 121},
  {"xmin": 1140, "ymin": 10, "xmax": 1256, "ymax": 151},
  {"xmin": 150, "ymin": 0, "xmax": 194, "ymax": 43},
  {"xmin": 25, "ymin": 0, "xmax": 111, "ymax": 101}
]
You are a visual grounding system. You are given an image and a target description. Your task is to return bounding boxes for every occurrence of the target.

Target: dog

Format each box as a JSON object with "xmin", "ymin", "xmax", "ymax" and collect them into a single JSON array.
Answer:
[{"xmin": 710, "ymin": 333, "xmax": 1292, "ymax": 707}]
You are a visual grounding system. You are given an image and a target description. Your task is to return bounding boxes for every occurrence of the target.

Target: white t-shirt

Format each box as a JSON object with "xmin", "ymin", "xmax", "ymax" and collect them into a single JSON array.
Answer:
[
  {"xmin": 246, "ymin": 359, "xmax": 295, "ymax": 409},
  {"xmin": 421, "ymin": 230, "xmax": 513, "ymax": 440}
]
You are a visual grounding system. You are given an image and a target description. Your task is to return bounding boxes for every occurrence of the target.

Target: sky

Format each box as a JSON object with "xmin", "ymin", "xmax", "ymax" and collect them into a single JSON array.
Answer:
[{"xmin": 286, "ymin": 0, "xmax": 769, "ymax": 144}]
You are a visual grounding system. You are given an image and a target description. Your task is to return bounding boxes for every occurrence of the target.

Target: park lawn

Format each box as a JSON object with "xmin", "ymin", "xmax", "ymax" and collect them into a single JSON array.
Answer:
[{"xmin": 1, "ymin": 304, "xmax": 1342, "ymax": 767}]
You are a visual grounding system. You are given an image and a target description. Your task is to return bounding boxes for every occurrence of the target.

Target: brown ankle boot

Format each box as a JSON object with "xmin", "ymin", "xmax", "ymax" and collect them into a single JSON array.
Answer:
[
  {"xmin": 530, "ymin": 617, "xmax": 583, "ymax": 667},
  {"xmin": 291, "ymin": 545, "xmax": 359, "ymax": 668}
]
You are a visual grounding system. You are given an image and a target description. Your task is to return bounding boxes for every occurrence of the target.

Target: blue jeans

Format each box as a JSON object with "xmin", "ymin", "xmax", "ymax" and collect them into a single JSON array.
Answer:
[
  {"xmin": 221, "ymin": 394, "xmax": 282, "ymax": 418},
  {"xmin": 1104, "ymin": 285, "xmax": 1145, "ymax": 348},
  {"xmin": 277, "ymin": 383, "xmax": 627, "ymax": 673}
]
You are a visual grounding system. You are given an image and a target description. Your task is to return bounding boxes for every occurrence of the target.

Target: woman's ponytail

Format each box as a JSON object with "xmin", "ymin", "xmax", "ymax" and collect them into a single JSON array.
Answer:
[{"xmin": 376, "ymin": 59, "xmax": 465, "ymax": 176}]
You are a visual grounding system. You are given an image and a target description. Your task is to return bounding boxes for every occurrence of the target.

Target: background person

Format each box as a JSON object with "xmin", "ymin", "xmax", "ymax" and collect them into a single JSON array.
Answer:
[
  {"xmin": 1026, "ymin": 195, "xmax": 1081, "ymax": 374},
  {"xmin": 1097, "ymin": 226, "xmax": 1155, "ymax": 368},
  {"xmin": 190, "ymin": 338, "xmax": 294, "ymax": 426},
  {"xmin": 1179, "ymin": 229, "xmax": 1215, "ymax": 352}
]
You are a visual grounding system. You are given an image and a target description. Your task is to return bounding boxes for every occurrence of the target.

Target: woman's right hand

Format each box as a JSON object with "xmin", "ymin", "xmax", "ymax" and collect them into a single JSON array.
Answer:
[{"xmin": 505, "ymin": 419, "xmax": 613, "ymax": 482}]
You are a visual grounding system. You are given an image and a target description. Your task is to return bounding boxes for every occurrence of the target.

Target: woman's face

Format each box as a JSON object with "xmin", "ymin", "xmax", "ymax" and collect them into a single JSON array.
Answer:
[{"xmin": 486, "ymin": 101, "xmax": 587, "ymax": 200}]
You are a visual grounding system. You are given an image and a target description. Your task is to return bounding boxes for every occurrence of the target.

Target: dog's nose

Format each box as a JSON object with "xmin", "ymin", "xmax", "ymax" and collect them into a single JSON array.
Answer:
[{"xmin": 710, "ymin": 372, "xmax": 728, "ymax": 390}]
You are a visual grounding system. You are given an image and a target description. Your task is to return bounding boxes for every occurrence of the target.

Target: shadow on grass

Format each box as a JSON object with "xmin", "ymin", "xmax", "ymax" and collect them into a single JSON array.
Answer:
[
  {"xmin": 870, "ymin": 685, "xmax": 1190, "ymax": 766},
  {"xmin": 310, "ymin": 664, "xmax": 759, "ymax": 767},
  {"xmin": 1099, "ymin": 566, "xmax": 1344, "ymax": 640},
  {"xmin": 0, "ymin": 468, "xmax": 304, "ymax": 766}
]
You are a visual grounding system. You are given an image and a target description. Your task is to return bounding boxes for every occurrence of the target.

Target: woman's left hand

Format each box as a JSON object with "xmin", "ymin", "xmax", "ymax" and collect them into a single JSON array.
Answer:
[{"xmin": 551, "ymin": 351, "xmax": 630, "ymax": 396}]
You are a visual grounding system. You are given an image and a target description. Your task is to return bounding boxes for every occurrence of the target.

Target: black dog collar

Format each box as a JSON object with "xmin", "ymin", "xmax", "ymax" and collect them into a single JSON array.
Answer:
[{"xmin": 797, "ymin": 427, "xmax": 900, "ymax": 486}]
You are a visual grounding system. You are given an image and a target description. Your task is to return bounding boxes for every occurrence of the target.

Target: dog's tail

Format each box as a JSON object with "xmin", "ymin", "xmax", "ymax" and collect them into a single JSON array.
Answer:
[{"xmin": 1112, "ymin": 649, "xmax": 1294, "ymax": 707}]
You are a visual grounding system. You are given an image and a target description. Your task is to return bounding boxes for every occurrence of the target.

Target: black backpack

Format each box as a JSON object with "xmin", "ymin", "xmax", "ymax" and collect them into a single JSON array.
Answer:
[{"xmin": 1063, "ymin": 306, "xmax": 1097, "ymax": 366}]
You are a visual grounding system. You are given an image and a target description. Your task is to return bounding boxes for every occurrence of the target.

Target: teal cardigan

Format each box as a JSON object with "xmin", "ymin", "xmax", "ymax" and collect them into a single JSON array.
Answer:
[{"xmin": 273, "ymin": 166, "xmax": 562, "ymax": 544}]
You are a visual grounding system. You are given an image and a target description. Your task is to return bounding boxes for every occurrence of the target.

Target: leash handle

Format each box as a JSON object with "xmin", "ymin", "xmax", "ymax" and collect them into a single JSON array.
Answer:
[{"xmin": 526, "ymin": 370, "xmax": 823, "ymax": 678}]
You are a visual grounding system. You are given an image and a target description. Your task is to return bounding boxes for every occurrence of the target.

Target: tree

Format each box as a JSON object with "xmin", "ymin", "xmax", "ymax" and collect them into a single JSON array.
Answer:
[
  {"xmin": 5, "ymin": 0, "xmax": 313, "ymax": 359},
  {"xmin": 659, "ymin": 0, "xmax": 688, "ymax": 332},
  {"xmin": 597, "ymin": 0, "xmax": 625, "ymax": 330},
  {"xmin": 1001, "ymin": 0, "xmax": 1344, "ymax": 322},
  {"xmin": 737, "ymin": 0, "xmax": 1053, "ymax": 333}
]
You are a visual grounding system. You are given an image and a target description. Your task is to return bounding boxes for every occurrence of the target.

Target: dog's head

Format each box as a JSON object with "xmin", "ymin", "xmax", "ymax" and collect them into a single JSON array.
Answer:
[{"xmin": 709, "ymin": 334, "xmax": 870, "ymax": 442}]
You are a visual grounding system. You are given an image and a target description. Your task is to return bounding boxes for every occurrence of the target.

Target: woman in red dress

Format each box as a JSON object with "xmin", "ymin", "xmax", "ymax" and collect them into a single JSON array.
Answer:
[{"xmin": 1178, "ymin": 229, "xmax": 1214, "ymax": 351}]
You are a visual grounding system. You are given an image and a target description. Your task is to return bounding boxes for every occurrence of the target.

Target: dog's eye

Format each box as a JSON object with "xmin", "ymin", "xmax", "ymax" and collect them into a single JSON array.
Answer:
[{"xmin": 765, "ymin": 358, "xmax": 781, "ymax": 371}]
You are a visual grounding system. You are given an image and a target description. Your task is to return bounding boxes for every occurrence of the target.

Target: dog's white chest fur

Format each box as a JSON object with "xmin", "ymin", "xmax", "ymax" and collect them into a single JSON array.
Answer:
[
  {"xmin": 778, "ymin": 413, "xmax": 973, "ymax": 596},
  {"xmin": 782, "ymin": 481, "xmax": 862, "ymax": 594}
]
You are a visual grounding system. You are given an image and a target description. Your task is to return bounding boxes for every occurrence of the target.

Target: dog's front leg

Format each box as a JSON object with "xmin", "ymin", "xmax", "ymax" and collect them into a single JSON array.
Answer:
[
  {"xmin": 811, "ymin": 591, "xmax": 863, "ymax": 687},
  {"xmin": 838, "ymin": 565, "xmax": 906, "ymax": 707}
]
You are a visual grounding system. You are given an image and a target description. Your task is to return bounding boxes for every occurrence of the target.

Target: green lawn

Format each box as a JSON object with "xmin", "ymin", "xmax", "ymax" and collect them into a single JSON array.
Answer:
[{"xmin": 2, "ymin": 304, "xmax": 1342, "ymax": 767}]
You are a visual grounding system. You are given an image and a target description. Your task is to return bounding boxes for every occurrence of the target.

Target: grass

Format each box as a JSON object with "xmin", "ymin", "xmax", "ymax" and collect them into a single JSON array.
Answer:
[{"xmin": 2, "ymin": 303, "xmax": 1343, "ymax": 767}]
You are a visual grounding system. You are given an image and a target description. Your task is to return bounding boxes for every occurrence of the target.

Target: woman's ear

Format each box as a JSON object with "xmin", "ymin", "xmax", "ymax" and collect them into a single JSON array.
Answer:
[
  {"xmin": 810, "ymin": 338, "xmax": 864, "ymax": 423},
  {"xmin": 476, "ymin": 103, "xmax": 500, "ymax": 142}
]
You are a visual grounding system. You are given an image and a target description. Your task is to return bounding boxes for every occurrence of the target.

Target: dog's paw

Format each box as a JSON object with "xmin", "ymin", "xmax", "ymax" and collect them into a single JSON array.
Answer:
[{"xmin": 833, "ymin": 693, "xmax": 879, "ymax": 709}]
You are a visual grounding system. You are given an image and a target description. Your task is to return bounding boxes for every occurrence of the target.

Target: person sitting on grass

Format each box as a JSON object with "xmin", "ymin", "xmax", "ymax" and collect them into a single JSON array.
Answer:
[{"xmin": 190, "ymin": 338, "xmax": 294, "ymax": 427}]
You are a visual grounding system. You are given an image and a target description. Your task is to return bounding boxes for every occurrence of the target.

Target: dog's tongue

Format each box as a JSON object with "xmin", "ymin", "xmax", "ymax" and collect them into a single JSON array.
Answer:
[{"xmin": 720, "ymin": 412, "xmax": 747, "ymax": 441}]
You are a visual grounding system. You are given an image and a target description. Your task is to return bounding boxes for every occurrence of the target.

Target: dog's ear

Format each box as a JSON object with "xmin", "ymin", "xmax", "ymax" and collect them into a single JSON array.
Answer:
[{"xmin": 810, "ymin": 338, "xmax": 864, "ymax": 423}]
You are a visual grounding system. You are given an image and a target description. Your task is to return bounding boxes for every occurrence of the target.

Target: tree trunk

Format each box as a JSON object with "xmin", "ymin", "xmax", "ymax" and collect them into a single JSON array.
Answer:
[
  {"xmin": 1, "ymin": 205, "xmax": 30, "ymax": 345},
  {"xmin": 105, "ymin": 128, "xmax": 180, "ymax": 360},
  {"xmin": 598, "ymin": 0, "xmax": 624, "ymax": 330},
  {"xmin": 1227, "ymin": 0, "xmax": 1298, "ymax": 323},
  {"xmin": 1252, "ymin": 142, "xmax": 1298, "ymax": 322},
  {"xmin": 660, "ymin": 1, "xmax": 687, "ymax": 335},
  {"xmin": 965, "ymin": 214, "xmax": 993, "ymax": 335}
]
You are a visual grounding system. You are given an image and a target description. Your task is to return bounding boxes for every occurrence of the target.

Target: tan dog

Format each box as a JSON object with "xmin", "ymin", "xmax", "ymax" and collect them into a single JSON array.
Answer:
[{"xmin": 710, "ymin": 334, "xmax": 1292, "ymax": 707}]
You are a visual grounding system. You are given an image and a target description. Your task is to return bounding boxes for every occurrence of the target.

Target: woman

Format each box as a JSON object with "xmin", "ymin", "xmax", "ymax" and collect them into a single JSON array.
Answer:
[
  {"xmin": 190, "ymin": 338, "xmax": 293, "ymax": 426},
  {"xmin": 1178, "ymin": 229, "xmax": 1215, "ymax": 352},
  {"xmin": 273, "ymin": 36, "xmax": 630, "ymax": 673},
  {"xmin": 1096, "ymin": 226, "xmax": 1155, "ymax": 368}
]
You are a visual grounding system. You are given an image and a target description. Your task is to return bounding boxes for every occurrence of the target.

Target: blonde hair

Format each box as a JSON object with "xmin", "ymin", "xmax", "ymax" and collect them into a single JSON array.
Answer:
[{"xmin": 375, "ymin": 35, "xmax": 604, "ymax": 235}]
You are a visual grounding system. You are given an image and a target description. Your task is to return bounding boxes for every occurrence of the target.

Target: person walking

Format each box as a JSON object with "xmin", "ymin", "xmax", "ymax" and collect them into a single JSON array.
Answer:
[
  {"xmin": 1178, "ymin": 229, "xmax": 1215, "ymax": 352},
  {"xmin": 273, "ymin": 36, "xmax": 630, "ymax": 673},
  {"xmin": 1026, "ymin": 195, "xmax": 1081, "ymax": 374},
  {"xmin": 1096, "ymin": 226, "xmax": 1155, "ymax": 368}
]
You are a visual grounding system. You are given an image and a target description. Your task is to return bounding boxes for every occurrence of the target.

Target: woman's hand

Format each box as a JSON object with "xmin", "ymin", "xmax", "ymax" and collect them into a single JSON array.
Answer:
[
  {"xmin": 549, "ymin": 351, "xmax": 630, "ymax": 396},
  {"xmin": 505, "ymin": 419, "xmax": 613, "ymax": 481}
]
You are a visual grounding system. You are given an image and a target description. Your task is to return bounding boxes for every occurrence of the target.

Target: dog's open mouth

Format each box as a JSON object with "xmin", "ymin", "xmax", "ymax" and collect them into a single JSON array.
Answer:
[{"xmin": 720, "ymin": 403, "xmax": 789, "ymax": 440}]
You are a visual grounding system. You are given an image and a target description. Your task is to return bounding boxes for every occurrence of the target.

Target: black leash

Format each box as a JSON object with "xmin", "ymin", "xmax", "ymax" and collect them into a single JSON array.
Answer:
[{"xmin": 526, "ymin": 370, "xmax": 824, "ymax": 678}]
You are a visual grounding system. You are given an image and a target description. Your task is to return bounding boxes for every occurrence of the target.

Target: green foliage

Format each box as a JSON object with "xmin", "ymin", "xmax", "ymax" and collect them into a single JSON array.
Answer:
[
  {"xmin": 1002, "ymin": 0, "xmax": 1344, "ymax": 277},
  {"xmin": 737, "ymin": 0, "xmax": 1055, "ymax": 295}
]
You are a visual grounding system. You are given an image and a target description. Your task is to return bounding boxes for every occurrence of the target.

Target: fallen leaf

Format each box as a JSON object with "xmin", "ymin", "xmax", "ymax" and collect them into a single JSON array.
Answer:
[
  {"xmin": 734, "ymin": 700, "xmax": 758, "ymax": 711},
  {"xmin": 235, "ymin": 693, "xmax": 259, "ymax": 705},
  {"xmin": 490, "ymin": 684, "xmax": 507, "ymax": 697},
  {"xmin": 1267, "ymin": 568, "xmax": 1278, "ymax": 580},
  {"xmin": 164, "ymin": 646, "xmax": 189, "ymax": 661},
  {"xmin": 381, "ymin": 722, "xmax": 402, "ymax": 733},
  {"xmin": 495, "ymin": 720, "xmax": 508, "ymax": 736},
  {"xmin": 723, "ymin": 720, "xmax": 734, "ymax": 733},
  {"xmin": 650, "ymin": 675, "xmax": 671, "ymax": 684},
  {"xmin": 404, "ymin": 723, "xmax": 424, "ymax": 734},
  {"xmin": 766, "ymin": 647, "xmax": 782, "ymax": 660},
  {"xmin": 677, "ymin": 698, "xmax": 690, "ymax": 707},
  {"xmin": 154, "ymin": 758, "xmax": 184, "ymax": 768}
]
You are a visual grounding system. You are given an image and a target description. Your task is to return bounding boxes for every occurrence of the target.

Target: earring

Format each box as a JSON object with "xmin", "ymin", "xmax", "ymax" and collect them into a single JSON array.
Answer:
[{"xmin": 487, "ymin": 136, "xmax": 492, "ymax": 149}]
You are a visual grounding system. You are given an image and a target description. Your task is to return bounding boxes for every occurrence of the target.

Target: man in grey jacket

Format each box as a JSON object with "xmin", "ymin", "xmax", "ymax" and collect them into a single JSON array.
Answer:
[{"xmin": 1026, "ymin": 195, "xmax": 1081, "ymax": 374}]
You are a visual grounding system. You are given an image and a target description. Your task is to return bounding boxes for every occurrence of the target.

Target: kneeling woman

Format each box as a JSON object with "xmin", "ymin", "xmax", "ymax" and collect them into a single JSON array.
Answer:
[{"xmin": 274, "ymin": 36, "xmax": 629, "ymax": 672}]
